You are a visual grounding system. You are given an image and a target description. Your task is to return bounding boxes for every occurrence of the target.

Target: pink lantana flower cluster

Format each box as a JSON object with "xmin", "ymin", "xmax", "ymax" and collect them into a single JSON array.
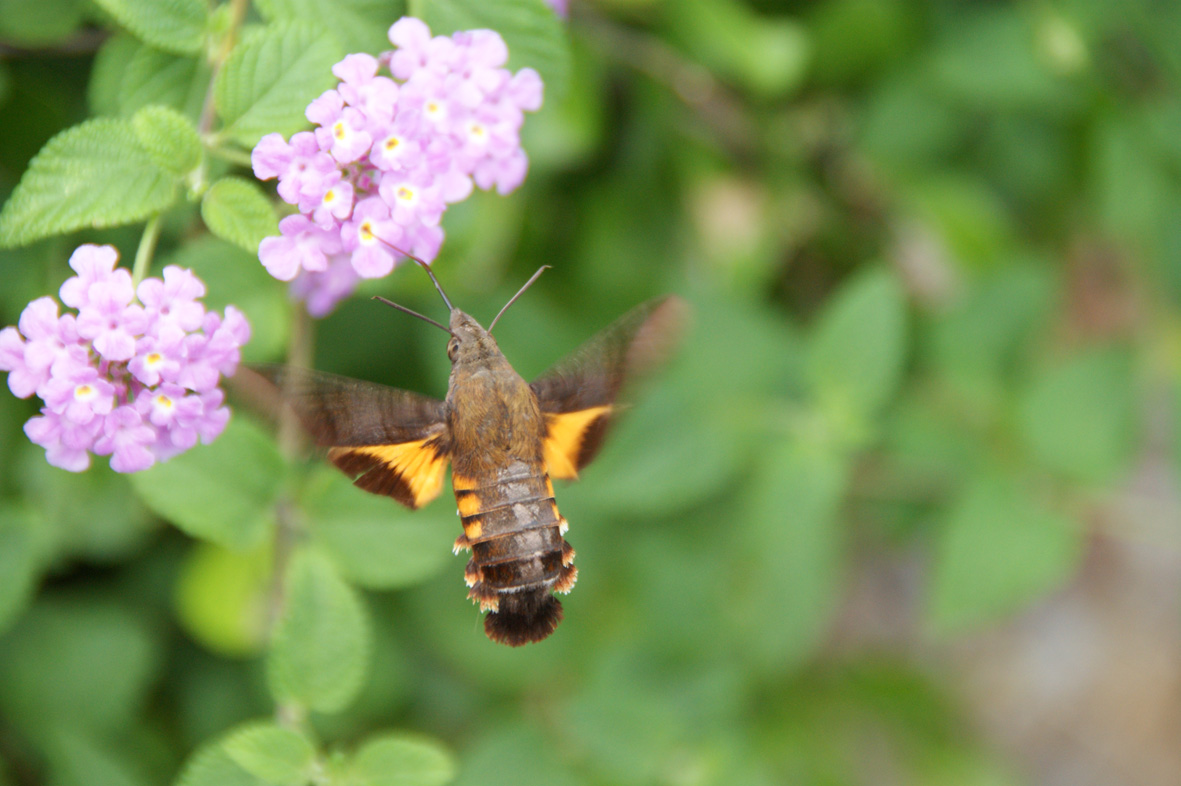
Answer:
[
  {"xmin": 252, "ymin": 17, "xmax": 544, "ymax": 317},
  {"xmin": 0, "ymin": 245, "xmax": 250, "ymax": 473}
]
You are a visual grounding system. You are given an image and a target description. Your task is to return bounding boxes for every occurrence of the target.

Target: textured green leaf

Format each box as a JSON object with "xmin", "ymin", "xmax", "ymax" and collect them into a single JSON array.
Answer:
[
  {"xmin": 215, "ymin": 22, "xmax": 345, "ymax": 147},
  {"xmin": 929, "ymin": 472, "xmax": 1083, "ymax": 632},
  {"xmin": 175, "ymin": 739, "xmax": 267, "ymax": 786},
  {"xmin": 223, "ymin": 722, "xmax": 316, "ymax": 786},
  {"xmin": 807, "ymin": 267, "xmax": 907, "ymax": 436},
  {"xmin": 0, "ymin": 118, "xmax": 179, "ymax": 247},
  {"xmin": 306, "ymin": 470, "xmax": 451, "ymax": 590},
  {"xmin": 412, "ymin": 0, "xmax": 570, "ymax": 98},
  {"xmin": 201, "ymin": 177, "xmax": 277, "ymax": 253},
  {"xmin": 268, "ymin": 548, "xmax": 371, "ymax": 712},
  {"xmin": 119, "ymin": 43, "xmax": 208, "ymax": 117},
  {"xmin": 0, "ymin": 597, "xmax": 158, "ymax": 733},
  {"xmin": 132, "ymin": 105, "xmax": 203, "ymax": 174},
  {"xmin": 0, "ymin": 507, "xmax": 39, "ymax": 635},
  {"xmin": 351, "ymin": 734, "xmax": 456, "ymax": 786},
  {"xmin": 128, "ymin": 417, "xmax": 284, "ymax": 550},
  {"xmin": 1017, "ymin": 348, "xmax": 1135, "ymax": 484},
  {"xmin": 90, "ymin": 0, "xmax": 207, "ymax": 55},
  {"xmin": 255, "ymin": 0, "xmax": 403, "ymax": 55}
]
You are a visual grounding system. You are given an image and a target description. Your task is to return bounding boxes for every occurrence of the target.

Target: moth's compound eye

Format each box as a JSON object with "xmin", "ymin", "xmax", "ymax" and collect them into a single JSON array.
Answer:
[{"xmin": 447, "ymin": 337, "xmax": 459, "ymax": 362}]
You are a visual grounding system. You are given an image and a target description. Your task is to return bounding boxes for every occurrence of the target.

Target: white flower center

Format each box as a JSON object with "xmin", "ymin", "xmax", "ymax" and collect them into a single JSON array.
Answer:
[
  {"xmin": 74, "ymin": 383, "xmax": 96, "ymax": 402},
  {"xmin": 467, "ymin": 121, "xmax": 488, "ymax": 145},
  {"xmin": 358, "ymin": 220, "xmax": 377, "ymax": 245},
  {"xmin": 424, "ymin": 100, "xmax": 447, "ymax": 123},
  {"xmin": 393, "ymin": 185, "xmax": 418, "ymax": 206}
]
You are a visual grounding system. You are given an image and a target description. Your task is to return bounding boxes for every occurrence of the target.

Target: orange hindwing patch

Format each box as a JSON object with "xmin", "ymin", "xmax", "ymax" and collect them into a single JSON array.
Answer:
[
  {"xmin": 542, "ymin": 405, "xmax": 613, "ymax": 480},
  {"xmin": 328, "ymin": 437, "xmax": 449, "ymax": 509}
]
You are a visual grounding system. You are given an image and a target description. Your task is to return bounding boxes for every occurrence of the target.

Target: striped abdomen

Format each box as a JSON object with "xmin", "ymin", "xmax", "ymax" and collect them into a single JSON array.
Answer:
[{"xmin": 452, "ymin": 461, "xmax": 577, "ymax": 646}]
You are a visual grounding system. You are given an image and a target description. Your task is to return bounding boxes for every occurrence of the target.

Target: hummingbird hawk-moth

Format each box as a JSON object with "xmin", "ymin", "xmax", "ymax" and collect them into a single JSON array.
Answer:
[{"xmin": 258, "ymin": 261, "xmax": 684, "ymax": 646}]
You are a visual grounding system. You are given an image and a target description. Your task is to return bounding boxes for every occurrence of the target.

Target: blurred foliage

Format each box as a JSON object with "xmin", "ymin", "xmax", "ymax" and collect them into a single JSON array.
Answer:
[{"xmin": 1, "ymin": 0, "xmax": 1180, "ymax": 784}]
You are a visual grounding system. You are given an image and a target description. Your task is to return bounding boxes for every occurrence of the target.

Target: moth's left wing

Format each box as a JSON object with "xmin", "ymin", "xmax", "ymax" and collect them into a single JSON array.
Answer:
[
  {"xmin": 530, "ymin": 296, "xmax": 686, "ymax": 479},
  {"xmin": 251, "ymin": 365, "xmax": 451, "ymax": 509}
]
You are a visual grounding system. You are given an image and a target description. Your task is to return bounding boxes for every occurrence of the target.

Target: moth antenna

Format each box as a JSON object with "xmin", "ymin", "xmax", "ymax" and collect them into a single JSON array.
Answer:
[
  {"xmin": 489, "ymin": 266, "xmax": 551, "ymax": 333},
  {"xmin": 372, "ymin": 234, "xmax": 455, "ymax": 312},
  {"xmin": 372, "ymin": 296, "xmax": 452, "ymax": 334}
]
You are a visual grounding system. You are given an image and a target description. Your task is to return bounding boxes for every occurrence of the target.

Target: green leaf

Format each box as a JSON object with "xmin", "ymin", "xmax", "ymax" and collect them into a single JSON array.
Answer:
[
  {"xmin": 412, "ymin": 0, "xmax": 571, "ymax": 98},
  {"xmin": 306, "ymin": 470, "xmax": 451, "ymax": 590},
  {"xmin": 255, "ymin": 0, "xmax": 404, "ymax": 55},
  {"xmin": 44, "ymin": 728, "xmax": 148, "ymax": 786},
  {"xmin": 929, "ymin": 472, "xmax": 1083, "ymax": 632},
  {"xmin": 807, "ymin": 267, "xmax": 907, "ymax": 437},
  {"xmin": 929, "ymin": 7, "xmax": 1072, "ymax": 112},
  {"xmin": 174, "ymin": 543, "xmax": 271, "ymax": 657},
  {"xmin": 90, "ymin": 0, "xmax": 207, "ymax": 55},
  {"xmin": 0, "ymin": 597, "xmax": 159, "ymax": 734},
  {"xmin": 119, "ymin": 43, "xmax": 208, "ymax": 118},
  {"xmin": 132, "ymin": 105, "xmax": 203, "ymax": 174},
  {"xmin": 1093, "ymin": 115, "xmax": 1170, "ymax": 244},
  {"xmin": 215, "ymin": 22, "xmax": 345, "ymax": 147},
  {"xmin": 268, "ymin": 548, "xmax": 371, "ymax": 713},
  {"xmin": 734, "ymin": 438, "xmax": 849, "ymax": 674},
  {"xmin": 0, "ymin": 507, "xmax": 39, "ymax": 635},
  {"xmin": 0, "ymin": 0, "xmax": 87, "ymax": 46},
  {"xmin": 223, "ymin": 722, "xmax": 316, "ymax": 786},
  {"xmin": 128, "ymin": 417, "xmax": 284, "ymax": 550},
  {"xmin": 664, "ymin": 0, "xmax": 809, "ymax": 98},
  {"xmin": 89, "ymin": 33, "xmax": 142, "ymax": 115},
  {"xmin": 17, "ymin": 452, "xmax": 155, "ymax": 562},
  {"xmin": 1017, "ymin": 348, "xmax": 1135, "ymax": 485},
  {"xmin": 201, "ymin": 177, "xmax": 277, "ymax": 253},
  {"xmin": 0, "ymin": 118, "xmax": 179, "ymax": 247},
  {"xmin": 929, "ymin": 262, "xmax": 1052, "ymax": 387},
  {"xmin": 175, "ymin": 739, "xmax": 267, "ymax": 786},
  {"xmin": 350, "ymin": 733, "xmax": 456, "ymax": 786},
  {"xmin": 908, "ymin": 175, "xmax": 1015, "ymax": 268}
]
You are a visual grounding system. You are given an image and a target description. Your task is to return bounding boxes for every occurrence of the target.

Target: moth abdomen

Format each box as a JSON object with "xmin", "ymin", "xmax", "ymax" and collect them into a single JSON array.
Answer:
[{"xmin": 453, "ymin": 468, "xmax": 577, "ymax": 645}]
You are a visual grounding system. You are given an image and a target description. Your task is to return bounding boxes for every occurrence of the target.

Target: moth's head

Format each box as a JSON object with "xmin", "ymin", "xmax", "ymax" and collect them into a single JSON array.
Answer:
[
  {"xmin": 372, "ymin": 255, "xmax": 550, "ymax": 367},
  {"xmin": 446, "ymin": 310, "xmax": 497, "ymax": 364}
]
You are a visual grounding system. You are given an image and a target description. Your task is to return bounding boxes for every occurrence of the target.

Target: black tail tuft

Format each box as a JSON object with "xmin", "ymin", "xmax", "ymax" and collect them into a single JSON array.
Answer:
[{"xmin": 483, "ymin": 590, "xmax": 563, "ymax": 646}]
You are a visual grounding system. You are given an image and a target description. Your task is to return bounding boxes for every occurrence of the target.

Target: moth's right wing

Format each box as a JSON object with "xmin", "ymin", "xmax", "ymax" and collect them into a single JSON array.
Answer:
[{"xmin": 250, "ymin": 365, "xmax": 451, "ymax": 509}]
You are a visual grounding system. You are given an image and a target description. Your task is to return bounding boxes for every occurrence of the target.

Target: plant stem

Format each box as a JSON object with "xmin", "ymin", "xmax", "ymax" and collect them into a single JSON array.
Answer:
[{"xmin": 132, "ymin": 215, "xmax": 162, "ymax": 287}]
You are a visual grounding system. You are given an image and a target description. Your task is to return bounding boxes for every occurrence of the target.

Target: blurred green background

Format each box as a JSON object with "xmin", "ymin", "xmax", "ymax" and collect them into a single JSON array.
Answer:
[{"xmin": 2, "ymin": 0, "xmax": 1181, "ymax": 784}]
